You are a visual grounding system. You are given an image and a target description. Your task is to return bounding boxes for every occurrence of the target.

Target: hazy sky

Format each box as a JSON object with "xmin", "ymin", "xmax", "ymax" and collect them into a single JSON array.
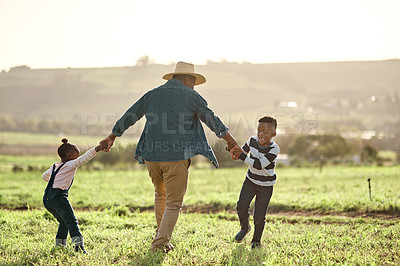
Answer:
[{"xmin": 1, "ymin": 0, "xmax": 399, "ymax": 70}]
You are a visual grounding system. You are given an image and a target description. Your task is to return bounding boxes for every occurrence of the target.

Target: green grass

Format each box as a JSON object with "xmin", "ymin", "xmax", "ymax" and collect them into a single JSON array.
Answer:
[
  {"xmin": 1, "ymin": 157, "xmax": 399, "ymax": 215},
  {"xmin": 1, "ymin": 155, "xmax": 400, "ymax": 264},
  {"xmin": 1, "ymin": 209, "xmax": 399, "ymax": 265},
  {"xmin": 0, "ymin": 154, "xmax": 57, "ymax": 171}
]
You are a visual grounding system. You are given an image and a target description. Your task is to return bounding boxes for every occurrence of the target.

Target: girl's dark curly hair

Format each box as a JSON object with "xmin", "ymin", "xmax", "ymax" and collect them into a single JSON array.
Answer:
[{"xmin": 57, "ymin": 138, "xmax": 78, "ymax": 160}]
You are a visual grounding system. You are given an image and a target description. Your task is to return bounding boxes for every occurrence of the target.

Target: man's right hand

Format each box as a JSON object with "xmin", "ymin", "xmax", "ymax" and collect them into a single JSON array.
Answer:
[{"xmin": 100, "ymin": 133, "xmax": 116, "ymax": 152}]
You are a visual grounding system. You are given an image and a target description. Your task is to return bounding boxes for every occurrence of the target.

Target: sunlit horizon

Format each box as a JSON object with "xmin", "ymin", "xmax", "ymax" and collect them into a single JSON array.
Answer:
[{"xmin": 1, "ymin": 0, "xmax": 399, "ymax": 71}]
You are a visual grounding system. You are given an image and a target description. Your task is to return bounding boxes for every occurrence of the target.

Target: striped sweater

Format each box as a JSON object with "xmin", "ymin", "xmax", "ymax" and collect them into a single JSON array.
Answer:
[{"xmin": 238, "ymin": 136, "xmax": 280, "ymax": 186}]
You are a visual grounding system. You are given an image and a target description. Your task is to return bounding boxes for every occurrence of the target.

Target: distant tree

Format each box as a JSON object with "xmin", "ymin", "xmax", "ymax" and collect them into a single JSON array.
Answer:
[
  {"xmin": 85, "ymin": 143, "xmax": 138, "ymax": 168},
  {"xmin": 394, "ymin": 89, "xmax": 400, "ymax": 102},
  {"xmin": 288, "ymin": 134, "xmax": 354, "ymax": 162},
  {"xmin": 9, "ymin": 65, "xmax": 31, "ymax": 72},
  {"xmin": 361, "ymin": 145, "xmax": 378, "ymax": 164},
  {"xmin": 135, "ymin": 56, "xmax": 154, "ymax": 66},
  {"xmin": 0, "ymin": 115, "xmax": 17, "ymax": 131}
]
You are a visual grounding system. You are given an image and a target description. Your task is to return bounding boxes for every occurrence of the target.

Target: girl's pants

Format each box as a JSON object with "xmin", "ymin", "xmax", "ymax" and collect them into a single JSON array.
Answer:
[
  {"xmin": 43, "ymin": 188, "xmax": 82, "ymax": 239},
  {"xmin": 236, "ymin": 178, "xmax": 273, "ymax": 243}
]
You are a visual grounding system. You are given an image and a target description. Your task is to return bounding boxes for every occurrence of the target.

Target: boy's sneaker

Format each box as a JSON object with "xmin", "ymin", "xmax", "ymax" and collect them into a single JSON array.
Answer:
[
  {"xmin": 74, "ymin": 245, "xmax": 88, "ymax": 254},
  {"xmin": 251, "ymin": 242, "xmax": 261, "ymax": 249},
  {"xmin": 72, "ymin": 236, "xmax": 87, "ymax": 254},
  {"xmin": 234, "ymin": 226, "xmax": 251, "ymax": 243}
]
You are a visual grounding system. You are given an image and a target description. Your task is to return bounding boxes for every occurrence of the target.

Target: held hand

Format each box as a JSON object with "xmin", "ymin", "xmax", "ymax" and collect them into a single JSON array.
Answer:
[
  {"xmin": 100, "ymin": 134, "xmax": 115, "ymax": 152},
  {"xmin": 226, "ymin": 141, "xmax": 237, "ymax": 151},
  {"xmin": 223, "ymin": 132, "xmax": 237, "ymax": 151},
  {"xmin": 230, "ymin": 145, "xmax": 243, "ymax": 160},
  {"xmin": 231, "ymin": 153, "xmax": 239, "ymax": 160},
  {"xmin": 98, "ymin": 141, "xmax": 109, "ymax": 151}
]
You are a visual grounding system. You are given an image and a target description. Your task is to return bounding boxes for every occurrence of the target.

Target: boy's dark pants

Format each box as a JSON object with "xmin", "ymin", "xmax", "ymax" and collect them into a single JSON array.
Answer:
[
  {"xmin": 236, "ymin": 178, "xmax": 273, "ymax": 243},
  {"xmin": 43, "ymin": 189, "xmax": 82, "ymax": 239}
]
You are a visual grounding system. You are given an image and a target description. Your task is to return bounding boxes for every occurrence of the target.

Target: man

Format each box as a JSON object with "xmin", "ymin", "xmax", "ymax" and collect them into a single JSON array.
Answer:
[{"xmin": 100, "ymin": 61, "xmax": 239, "ymax": 252}]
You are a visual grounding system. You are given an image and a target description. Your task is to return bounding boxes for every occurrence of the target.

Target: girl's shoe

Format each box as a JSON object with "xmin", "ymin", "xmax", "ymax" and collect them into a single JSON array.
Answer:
[
  {"xmin": 234, "ymin": 226, "xmax": 251, "ymax": 243},
  {"xmin": 55, "ymin": 238, "xmax": 67, "ymax": 247},
  {"xmin": 251, "ymin": 242, "xmax": 261, "ymax": 249}
]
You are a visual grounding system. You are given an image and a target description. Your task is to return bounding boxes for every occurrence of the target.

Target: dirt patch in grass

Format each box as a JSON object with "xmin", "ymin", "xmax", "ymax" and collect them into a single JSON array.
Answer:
[
  {"xmin": 180, "ymin": 204, "xmax": 400, "ymax": 220},
  {"xmin": 2, "ymin": 204, "xmax": 399, "ymax": 221},
  {"xmin": 268, "ymin": 210, "xmax": 400, "ymax": 221},
  {"xmin": 0, "ymin": 144, "xmax": 56, "ymax": 155}
]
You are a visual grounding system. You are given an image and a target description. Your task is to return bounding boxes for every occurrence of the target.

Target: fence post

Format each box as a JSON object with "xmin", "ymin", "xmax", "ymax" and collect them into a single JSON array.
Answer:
[{"xmin": 367, "ymin": 178, "xmax": 372, "ymax": 201}]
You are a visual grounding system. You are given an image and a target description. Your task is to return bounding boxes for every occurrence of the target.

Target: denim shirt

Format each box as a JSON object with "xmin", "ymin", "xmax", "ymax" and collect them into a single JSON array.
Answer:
[{"xmin": 112, "ymin": 79, "xmax": 229, "ymax": 168}]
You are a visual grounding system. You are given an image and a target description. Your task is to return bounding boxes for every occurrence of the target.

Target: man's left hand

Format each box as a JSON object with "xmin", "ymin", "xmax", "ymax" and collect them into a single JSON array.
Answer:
[{"xmin": 230, "ymin": 145, "xmax": 243, "ymax": 160}]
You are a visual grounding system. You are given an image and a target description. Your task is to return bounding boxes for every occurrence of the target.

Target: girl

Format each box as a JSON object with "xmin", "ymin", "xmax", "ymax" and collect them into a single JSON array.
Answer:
[{"xmin": 42, "ymin": 138, "xmax": 106, "ymax": 253}]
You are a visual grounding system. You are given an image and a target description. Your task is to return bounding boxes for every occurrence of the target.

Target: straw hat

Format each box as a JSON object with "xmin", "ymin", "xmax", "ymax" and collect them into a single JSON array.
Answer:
[{"xmin": 162, "ymin": 61, "xmax": 206, "ymax": 85}]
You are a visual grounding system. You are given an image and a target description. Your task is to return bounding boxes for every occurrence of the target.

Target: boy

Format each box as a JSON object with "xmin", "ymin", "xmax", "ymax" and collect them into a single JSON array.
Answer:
[{"xmin": 230, "ymin": 116, "xmax": 280, "ymax": 249}]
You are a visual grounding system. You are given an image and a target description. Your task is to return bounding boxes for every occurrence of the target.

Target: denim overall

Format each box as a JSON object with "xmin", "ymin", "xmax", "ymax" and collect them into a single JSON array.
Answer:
[{"xmin": 43, "ymin": 162, "xmax": 82, "ymax": 240}]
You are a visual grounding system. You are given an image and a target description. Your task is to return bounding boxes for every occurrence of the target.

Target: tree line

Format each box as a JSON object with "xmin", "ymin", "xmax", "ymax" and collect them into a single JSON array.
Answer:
[{"xmin": 81, "ymin": 135, "xmax": 396, "ymax": 170}]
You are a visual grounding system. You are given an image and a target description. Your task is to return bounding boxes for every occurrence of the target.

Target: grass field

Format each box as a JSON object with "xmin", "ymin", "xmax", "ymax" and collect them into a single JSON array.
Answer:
[
  {"xmin": 1, "ymin": 155, "xmax": 399, "ymax": 264},
  {"xmin": 1, "ymin": 155, "xmax": 399, "ymax": 215},
  {"xmin": 1, "ymin": 209, "xmax": 399, "ymax": 265}
]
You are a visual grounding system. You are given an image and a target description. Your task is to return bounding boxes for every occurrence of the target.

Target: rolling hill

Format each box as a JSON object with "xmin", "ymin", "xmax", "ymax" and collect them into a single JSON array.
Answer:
[{"xmin": 1, "ymin": 60, "xmax": 399, "ymax": 138}]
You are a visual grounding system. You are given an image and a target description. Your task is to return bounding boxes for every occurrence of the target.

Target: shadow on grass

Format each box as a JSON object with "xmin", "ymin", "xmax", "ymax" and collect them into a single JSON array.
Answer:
[
  {"xmin": 229, "ymin": 244, "xmax": 248, "ymax": 264},
  {"xmin": 129, "ymin": 248, "xmax": 165, "ymax": 265},
  {"xmin": 229, "ymin": 243, "xmax": 266, "ymax": 265}
]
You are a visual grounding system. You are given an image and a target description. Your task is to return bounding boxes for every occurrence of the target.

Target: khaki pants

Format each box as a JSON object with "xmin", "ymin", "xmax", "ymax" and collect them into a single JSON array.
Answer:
[{"xmin": 145, "ymin": 159, "xmax": 190, "ymax": 249}]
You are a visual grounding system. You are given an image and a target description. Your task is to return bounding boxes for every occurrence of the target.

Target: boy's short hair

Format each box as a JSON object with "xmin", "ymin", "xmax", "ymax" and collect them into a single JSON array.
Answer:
[{"xmin": 258, "ymin": 116, "xmax": 277, "ymax": 130}]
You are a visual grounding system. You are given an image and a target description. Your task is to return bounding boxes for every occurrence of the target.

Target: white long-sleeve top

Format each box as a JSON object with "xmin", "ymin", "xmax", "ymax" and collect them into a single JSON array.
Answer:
[{"xmin": 42, "ymin": 147, "xmax": 98, "ymax": 190}]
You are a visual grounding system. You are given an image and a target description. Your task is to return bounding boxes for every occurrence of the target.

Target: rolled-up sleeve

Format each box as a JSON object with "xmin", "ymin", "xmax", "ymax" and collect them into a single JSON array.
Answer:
[
  {"xmin": 193, "ymin": 93, "xmax": 228, "ymax": 138},
  {"xmin": 42, "ymin": 167, "xmax": 51, "ymax": 182},
  {"xmin": 112, "ymin": 93, "xmax": 147, "ymax": 137}
]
